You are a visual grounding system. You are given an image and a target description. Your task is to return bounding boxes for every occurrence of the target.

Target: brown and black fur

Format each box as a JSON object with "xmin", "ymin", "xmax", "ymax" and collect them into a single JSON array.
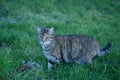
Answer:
[{"xmin": 37, "ymin": 27, "xmax": 111, "ymax": 69}]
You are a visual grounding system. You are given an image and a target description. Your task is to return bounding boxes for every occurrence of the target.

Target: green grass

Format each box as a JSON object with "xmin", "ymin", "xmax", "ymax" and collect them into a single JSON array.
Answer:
[{"xmin": 0, "ymin": 0, "xmax": 120, "ymax": 80}]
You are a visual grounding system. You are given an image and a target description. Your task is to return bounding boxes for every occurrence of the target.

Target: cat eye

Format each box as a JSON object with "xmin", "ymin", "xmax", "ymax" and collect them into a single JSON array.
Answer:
[
  {"xmin": 50, "ymin": 36, "xmax": 54, "ymax": 38},
  {"xmin": 39, "ymin": 36, "xmax": 43, "ymax": 39},
  {"xmin": 39, "ymin": 36, "xmax": 43, "ymax": 40}
]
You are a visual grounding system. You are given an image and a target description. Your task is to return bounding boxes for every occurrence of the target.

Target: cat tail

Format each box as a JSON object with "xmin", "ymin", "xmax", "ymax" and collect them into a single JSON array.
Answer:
[{"xmin": 98, "ymin": 42, "xmax": 111, "ymax": 56}]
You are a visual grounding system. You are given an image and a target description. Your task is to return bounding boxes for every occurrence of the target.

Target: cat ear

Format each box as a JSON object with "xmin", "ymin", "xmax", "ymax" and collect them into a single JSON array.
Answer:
[
  {"xmin": 36, "ymin": 27, "xmax": 41, "ymax": 33},
  {"xmin": 49, "ymin": 27, "xmax": 54, "ymax": 35}
]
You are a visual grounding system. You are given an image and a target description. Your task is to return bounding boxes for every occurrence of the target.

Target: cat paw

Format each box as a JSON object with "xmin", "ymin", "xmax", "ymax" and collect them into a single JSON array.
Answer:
[
  {"xmin": 48, "ymin": 62, "xmax": 53, "ymax": 70},
  {"xmin": 87, "ymin": 59, "xmax": 92, "ymax": 64}
]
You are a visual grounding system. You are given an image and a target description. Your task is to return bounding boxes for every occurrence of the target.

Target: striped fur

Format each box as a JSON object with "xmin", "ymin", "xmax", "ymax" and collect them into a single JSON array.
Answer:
[{"xmin": 37, "ymin": 27, "xmax": 111, "ymax": 69}]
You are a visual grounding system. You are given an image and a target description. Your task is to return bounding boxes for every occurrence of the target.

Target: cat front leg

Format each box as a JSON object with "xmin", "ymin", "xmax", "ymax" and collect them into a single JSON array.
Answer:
[
  {"xmin": 48, "ymin": 62, "xmax": 53, "ymax": 70},
  {"xmin": 48, "ymin": 60, "xmax": 55, "ymax": 70}
]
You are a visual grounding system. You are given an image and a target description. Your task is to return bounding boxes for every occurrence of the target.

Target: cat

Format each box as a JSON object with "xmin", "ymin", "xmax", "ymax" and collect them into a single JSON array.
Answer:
[{"xmin": 37, "ymin": 27, "xmax": 111, "ymax": 69}]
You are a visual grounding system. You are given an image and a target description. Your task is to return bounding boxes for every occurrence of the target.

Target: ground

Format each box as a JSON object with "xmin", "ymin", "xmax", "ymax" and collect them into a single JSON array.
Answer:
[{"xmin": 0, "ymin": 0, "xmax": 120, "ymax": 80}]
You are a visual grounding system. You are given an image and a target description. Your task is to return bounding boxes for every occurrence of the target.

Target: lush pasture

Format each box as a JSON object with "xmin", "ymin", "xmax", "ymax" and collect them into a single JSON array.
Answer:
[{"xmin": 0, "ymin": 0, "xmax": 120, "ymax": 80}]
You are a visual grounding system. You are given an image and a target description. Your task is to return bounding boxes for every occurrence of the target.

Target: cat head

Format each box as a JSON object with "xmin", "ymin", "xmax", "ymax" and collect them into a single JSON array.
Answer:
[{"xmin": 37, "ymin": 27, "xmax": 55, "ymax": 47}]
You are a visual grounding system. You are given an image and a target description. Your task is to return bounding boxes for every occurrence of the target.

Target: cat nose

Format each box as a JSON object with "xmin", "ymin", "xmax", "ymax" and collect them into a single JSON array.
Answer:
[{"xmin": 42, "ymin": 40, "xmax": 45, "ymax": 43}]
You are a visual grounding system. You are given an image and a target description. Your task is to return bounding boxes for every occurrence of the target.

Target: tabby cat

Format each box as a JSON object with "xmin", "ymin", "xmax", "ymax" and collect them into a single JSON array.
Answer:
[{"xmin": 37, "ymin": 27, "xmax": 111, "ymax": 69}]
